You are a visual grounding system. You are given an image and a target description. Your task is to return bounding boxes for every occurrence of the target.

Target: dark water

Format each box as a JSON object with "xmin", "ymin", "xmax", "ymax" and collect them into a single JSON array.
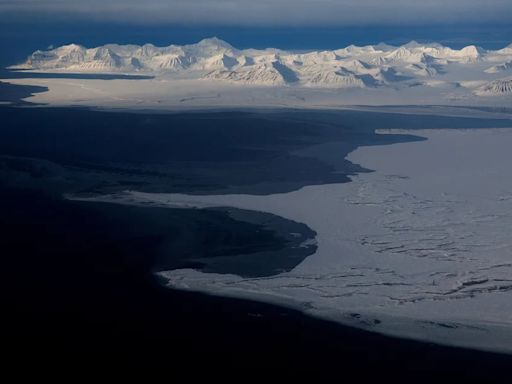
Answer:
[
  {"xmin": 1, "ymin": 70, "xmax": 154, "ymax": 80},
  {"xmin": 0, "ymin": 81, "xmax": 48, "ymax": 105},
  {"xmin": 2, "ymin": 103, "xmax": 512, "ymax": 377},
  {"xmin": 2, "ymin": 104, "xmax": 512, "ymax": 276},
  {"xmin": 0, "ymin": 187, "xmax": 315, "ymax": 278},
  {"xmin": 3, "ymin": 187, "xmax": 511, "ymax": 380},
  {"xmin": 3, "ymin": 106, "xmax": 511, "ymax": 195}
]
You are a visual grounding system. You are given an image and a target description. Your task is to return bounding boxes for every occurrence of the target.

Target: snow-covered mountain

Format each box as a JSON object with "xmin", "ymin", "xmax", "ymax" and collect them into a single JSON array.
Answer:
[
  {"xmin": 475, "ymin": 78, "xmax": 512, "ymax": 96},
  {"xmin": 485, "ymin": 61, "xmax": 512, "ymax": 74},
  {"xmin": 11, "ymin": 38, "xmax": 512, "ymax": 94}
]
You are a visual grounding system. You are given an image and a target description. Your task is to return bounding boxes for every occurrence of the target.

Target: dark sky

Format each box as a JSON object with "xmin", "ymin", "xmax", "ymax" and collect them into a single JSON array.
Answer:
[{"xmin": 2, "ymin": 0, "xmax": 512, "ymax": 26}]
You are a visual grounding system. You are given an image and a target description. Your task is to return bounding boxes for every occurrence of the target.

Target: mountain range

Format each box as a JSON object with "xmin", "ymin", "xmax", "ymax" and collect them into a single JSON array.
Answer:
[{"xmin": 10, "ymin": 37, "xmax": 512, "ymax": 96}]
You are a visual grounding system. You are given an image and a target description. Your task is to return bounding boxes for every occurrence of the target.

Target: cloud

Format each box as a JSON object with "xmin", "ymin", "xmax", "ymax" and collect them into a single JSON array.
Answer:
[{"xmin": 1, "ymin": 0, "xmax": 511, "ymax": 26}]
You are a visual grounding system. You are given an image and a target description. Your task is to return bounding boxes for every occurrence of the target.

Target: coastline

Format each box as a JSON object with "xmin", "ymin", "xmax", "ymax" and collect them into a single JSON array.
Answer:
[
  {"xmin": 2, "ymin": 187, "xmax": 511, "ymax": 379},
  {"xmin": 2, "ymin": 104, "xmax": 512, "ymax": 376},
  {"xmin": 2, "ymin": 75, "xmax": 512, "ymax": 116},
  {"xmin": 135, "ymin": 128, "xmax": 512, "ymax": 354}
]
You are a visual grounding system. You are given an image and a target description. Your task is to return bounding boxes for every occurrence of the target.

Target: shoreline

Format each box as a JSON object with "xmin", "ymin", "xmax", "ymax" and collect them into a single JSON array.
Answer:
[
  {"xmin": 133, "ymin": 127, "xmax": 512, "ymax": 354},
  {"xmin": 2, "ymin": 76, "xmax": 512, "ymax": 117},
  {"xmin": 2, "ymin": 79, "xmax": 512, "ymax": 121},
  {"xmin": 66, "ymin": 179, "xmax": 512, "ymax": 354},
  {"xmin": 4, "ymin": 186, "xmax": 512, "ymax": 378},
  {"xmin": 67, "ymin": 193, "xmax": 318, "ymax": 278},
  {"xmin": 2, "ymin": 105, "xmax": 512, "ymax": 375},
  {"xmin": 158, "ymin": 276, "xmax": 512, "ymax": 356}
]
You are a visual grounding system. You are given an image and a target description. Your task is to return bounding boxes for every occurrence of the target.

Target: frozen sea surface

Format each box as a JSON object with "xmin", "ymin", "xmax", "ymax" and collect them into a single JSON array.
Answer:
[{"xmin": 96, "ymin": 128, "xmax": 512, "ymax": 353}]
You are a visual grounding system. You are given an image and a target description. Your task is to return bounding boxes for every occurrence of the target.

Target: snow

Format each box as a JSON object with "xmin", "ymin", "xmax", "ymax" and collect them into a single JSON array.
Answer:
[
  {"xmin": 6, "ymin": 37, "xmax": 512, "ymax": 352},
  {"xmin": 4, "ymin": 75, "xmax": 512, "ymax": 112},
  {"xmin": 73, "ymin": 128, "xmax": 512, "ymax": 353},
  {"xmin": 8, "ymin": 39, "xmax": 512, "ymax": 95},
  {"xmin": 475, "ymin": 78, "xmax": 512, "ymax": 96},
  {"xmin": 485, "ymin": 61, "xmax": 512, "ymax": 74},
  {"xmin": 4, "ymin": 39, "xmax": 512, "ymax": 110}
]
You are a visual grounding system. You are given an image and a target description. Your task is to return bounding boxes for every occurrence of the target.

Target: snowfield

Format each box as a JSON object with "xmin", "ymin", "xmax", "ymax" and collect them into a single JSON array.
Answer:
[
  {"xmin": 76, "ymin": 128, "xmax": 512, "ymax": 353},
  {"xmin": 7, "ymin": 38, "xmax": 512, "ymax": 351},
  {"xmin": 3, "ymin": 38, "xmax": 512, "ymax": 109}
]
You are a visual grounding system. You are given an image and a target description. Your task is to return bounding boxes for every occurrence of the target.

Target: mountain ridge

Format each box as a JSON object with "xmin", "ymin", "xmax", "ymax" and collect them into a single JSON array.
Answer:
[{"xmin": 10, "ymin": 38, "xmax": 512, "ymax": 95}]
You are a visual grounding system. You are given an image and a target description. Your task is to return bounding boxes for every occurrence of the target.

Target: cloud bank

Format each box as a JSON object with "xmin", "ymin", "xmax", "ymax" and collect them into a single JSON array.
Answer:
[{"xmin": 1, "ymin": 0, "xmax": 511, "ymax": 26}]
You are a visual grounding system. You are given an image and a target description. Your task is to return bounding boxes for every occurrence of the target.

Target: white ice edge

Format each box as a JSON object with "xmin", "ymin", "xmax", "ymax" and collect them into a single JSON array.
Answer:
[{"xmin": 73, "ymin": 127, "xmax": 512, "ymax": 353}]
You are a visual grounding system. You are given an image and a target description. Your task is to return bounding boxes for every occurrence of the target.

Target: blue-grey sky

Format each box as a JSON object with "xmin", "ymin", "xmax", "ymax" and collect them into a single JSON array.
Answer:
[
  {"xmin": 1, "ymin": 0, "xmax": 512, "ymax": 26},
  {"xmin": 1, "ymin": 0, "xmax": 511, "ymax": 70}
]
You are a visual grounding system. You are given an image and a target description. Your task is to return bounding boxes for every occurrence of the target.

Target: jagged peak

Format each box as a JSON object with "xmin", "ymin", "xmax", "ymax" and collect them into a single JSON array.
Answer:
[
  {"xmin": 12, "ymin": 39, "xmax": 512, "ymax": 92},
  {"xmin": 402, "ymin": 41, "xmax": 422, "ymax": 48},
  {"xmin": 402, "ymin": 40, "xmax": 443, "ymax": 49},
  {"xmin": 374, "ymin": 42, "xmax": 396, "ymax": 51},
  {"xmin": 55, "ymin": 43, "xmax": 85, "ymax": 52},
  {"xmin": 497, "ymin": 43, "xmax": 512, "ymax": 53}
]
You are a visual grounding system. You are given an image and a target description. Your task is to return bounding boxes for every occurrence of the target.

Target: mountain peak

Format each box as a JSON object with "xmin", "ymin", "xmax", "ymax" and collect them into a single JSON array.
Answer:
[
  {"xmin": 403, "ymin": 40, "xmax": 421, "ymax": 48},
  {"xmin": 11, "ymin": 39, "xmax": 512, "ymax": 94},
  {"xmin": 459, "ymin": 45, "xmax": 484, "ymax": 57},
  {"xmin": 57, "ymin": 43, "xmax": 85, "ymax": 52},
  {"xmin": 196, "ymin": 37, "xmax": 233, "ymax": 49}
]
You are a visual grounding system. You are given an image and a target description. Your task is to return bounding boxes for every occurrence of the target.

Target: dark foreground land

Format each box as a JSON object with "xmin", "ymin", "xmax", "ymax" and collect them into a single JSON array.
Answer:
[
  {"xmin": 1, "ymin": 103, "xmax": 512, "ymax": 380},
  {"xmin": 2, "ymin": 187, "xmax": 512, "ymax": 381}
]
